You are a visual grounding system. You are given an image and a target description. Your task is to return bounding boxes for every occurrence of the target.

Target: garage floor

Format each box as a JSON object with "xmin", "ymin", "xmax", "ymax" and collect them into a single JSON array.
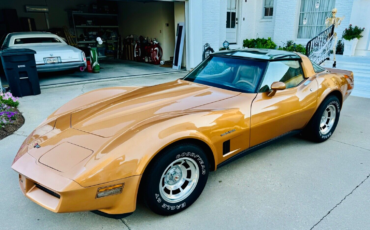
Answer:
[{"xmin": 0, "ymin": 59, "xmax": 183, "ymax": 88}]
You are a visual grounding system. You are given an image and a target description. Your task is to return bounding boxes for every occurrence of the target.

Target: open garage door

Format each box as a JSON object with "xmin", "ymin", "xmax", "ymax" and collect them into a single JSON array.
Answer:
[{"xmin": 0, "ymin": 0, "xmax": 186, "ymax": 88}]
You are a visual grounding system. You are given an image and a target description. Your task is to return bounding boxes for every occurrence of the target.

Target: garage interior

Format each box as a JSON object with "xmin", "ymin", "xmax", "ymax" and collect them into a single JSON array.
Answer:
[{"xmin": 0, "ymin": 0, "xmax": 186, "ymax": 88}]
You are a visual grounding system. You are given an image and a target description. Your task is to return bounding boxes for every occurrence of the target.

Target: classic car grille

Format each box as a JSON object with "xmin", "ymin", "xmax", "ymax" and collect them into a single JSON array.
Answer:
[{"xmin": 35, "ymin": 184, "xmax": 60, "ymax": 199}]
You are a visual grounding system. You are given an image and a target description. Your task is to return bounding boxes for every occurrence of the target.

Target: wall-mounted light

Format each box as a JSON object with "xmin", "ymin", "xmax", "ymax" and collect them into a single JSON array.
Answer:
[
  {"xmin": 303, "ymin": 17, "xmax": 307, "ymax": 25},
  {"xmin": 25, "ymin": 5, "xmax": 49, "ymax": 12},
  {"xmin": 223, "ymin": 40, "xmax": 230, "ymax": 50},
  {"xmin": 315, "ymin": 1, "xmax": 320, "ymax": 9}
]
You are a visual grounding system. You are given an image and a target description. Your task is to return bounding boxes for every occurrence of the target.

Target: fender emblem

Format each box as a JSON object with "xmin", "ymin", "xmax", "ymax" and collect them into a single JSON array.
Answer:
[
  {"xmin": 34, "ymin": 143, "xmax": 41, "ymax": 148},
  {"xmin": 221, "ymin": 129, "xmax": 236, "ymax": 137}
]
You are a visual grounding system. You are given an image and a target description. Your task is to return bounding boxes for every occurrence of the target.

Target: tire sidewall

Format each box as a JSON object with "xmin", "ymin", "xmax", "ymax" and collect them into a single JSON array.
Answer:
[
  {"xmin": 315, "ymin": 96, "xmax": 341, "ymax": 141},
  {"xmin": 143, "ymin": 144, "xmax": 209, "ymax": 215}
]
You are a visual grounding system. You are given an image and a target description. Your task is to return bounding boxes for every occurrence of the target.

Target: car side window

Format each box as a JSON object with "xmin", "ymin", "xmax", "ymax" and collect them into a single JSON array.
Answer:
[{"xmin": 259, "ymin": 61, "xmax": 304, "ymax": 93}]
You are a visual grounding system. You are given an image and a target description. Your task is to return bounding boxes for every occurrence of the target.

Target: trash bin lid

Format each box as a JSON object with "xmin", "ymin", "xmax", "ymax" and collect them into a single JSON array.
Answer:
[{"xmin": 0, "ymin": 48, "xmax": 36, "ymax": 56}]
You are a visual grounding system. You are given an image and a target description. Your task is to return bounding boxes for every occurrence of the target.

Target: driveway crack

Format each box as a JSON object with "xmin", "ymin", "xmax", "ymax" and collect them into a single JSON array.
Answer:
[
  {"xmin": 310, "ymin": 172, "xmax": 370, "ymax": 229},
  {"xmin": 13, "ymin": 133, "xmax": 28, "ymax": 137},
  {"xmin": 120, "ymin": 218, "xmax": 131, "ymax": 230},
  {"xmin": 330, "ymin": 139, "xmax": 370, "ymax": 152},
  {"xmin": 81, "ymin": 84, "xmax": 86, "ymax": 94}
]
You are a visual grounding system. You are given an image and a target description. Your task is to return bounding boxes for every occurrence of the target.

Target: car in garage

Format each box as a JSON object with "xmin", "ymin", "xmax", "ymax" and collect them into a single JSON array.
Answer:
[
  {"xmin": 1, "ymin": 32, "xmax": 86, "ymax": 72},
  {"xmin": 11, "ymin": 49, "xmax": 354, "ymax": 218}
]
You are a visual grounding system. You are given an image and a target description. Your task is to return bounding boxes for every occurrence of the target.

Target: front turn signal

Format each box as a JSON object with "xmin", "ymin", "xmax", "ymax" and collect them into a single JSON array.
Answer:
[{"xmin": 96, "ymin": 183, "xmax": 124, "ymax": 198}]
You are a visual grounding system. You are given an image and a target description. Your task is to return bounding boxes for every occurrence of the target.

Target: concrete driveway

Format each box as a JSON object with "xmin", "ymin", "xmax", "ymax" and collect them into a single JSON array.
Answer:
[{"xmin": 1, "ymin": 71, "xmax": 370, "ymax": 230}]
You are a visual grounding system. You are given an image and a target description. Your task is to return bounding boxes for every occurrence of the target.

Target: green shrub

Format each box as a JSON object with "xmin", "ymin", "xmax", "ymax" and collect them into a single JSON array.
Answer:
[
  {"xmin": 278, "ymin": 40, "xmax": 306, "ymax": 54},
  {"xmin": 0, "ymin": 92, "xmax": 19, "ymax": 108},
  {"xmin": 243, "ymin": 37, "xmax": 276, "ymax": 49},
  {"xmin": 343, "ymin": 24, "xmax": 365, "ymax": 41}
]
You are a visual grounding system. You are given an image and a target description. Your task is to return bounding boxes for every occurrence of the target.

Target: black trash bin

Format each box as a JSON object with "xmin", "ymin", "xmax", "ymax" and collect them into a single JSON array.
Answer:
[{"xmin": 0, "ymin": 48, "xmax": 40, "ymax": 97}]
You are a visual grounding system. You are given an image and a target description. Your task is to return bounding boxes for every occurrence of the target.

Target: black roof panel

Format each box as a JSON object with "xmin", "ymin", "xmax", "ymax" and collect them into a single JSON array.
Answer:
[{"xmin": 212, "ymin": 48, "xmax": 301, "ymax": 61}]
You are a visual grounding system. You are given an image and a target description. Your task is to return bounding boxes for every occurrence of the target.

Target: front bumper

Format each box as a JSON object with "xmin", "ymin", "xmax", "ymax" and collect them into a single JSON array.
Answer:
[
  {"xmin": 36, "ymin": 61, "xmax": 86, "ymax": 72},
  {"xmin": 12, "ymin": 153, "xmax": 141, "ymax": 215}
]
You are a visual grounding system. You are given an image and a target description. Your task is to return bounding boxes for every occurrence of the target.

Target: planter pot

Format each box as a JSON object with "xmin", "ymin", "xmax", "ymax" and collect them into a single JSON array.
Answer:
[{"xmin": 343, "ymin": 38, "xmax": 358, "ymax": 56}]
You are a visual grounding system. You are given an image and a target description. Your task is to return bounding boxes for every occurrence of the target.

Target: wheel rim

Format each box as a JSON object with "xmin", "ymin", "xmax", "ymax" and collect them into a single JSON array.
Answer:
[
  {"xmin": 320, "ymin": 104, "xmax": 336, "ymax": 135},
  {"xmin": 159, "ymin": 157, "xmax": 199, "ymax": 203}
]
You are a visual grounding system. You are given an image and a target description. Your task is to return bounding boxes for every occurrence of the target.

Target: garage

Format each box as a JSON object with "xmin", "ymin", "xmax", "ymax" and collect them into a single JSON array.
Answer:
[{"xmin": 0, "ymin": 0, "xmax": 187, "ymax": 90}]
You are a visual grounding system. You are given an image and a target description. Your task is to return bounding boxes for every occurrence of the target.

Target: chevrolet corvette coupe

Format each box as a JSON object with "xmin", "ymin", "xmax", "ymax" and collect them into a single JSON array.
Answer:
[{"xmin": 12, "ymin": 49, "xmax": 354, "ymax": 217}]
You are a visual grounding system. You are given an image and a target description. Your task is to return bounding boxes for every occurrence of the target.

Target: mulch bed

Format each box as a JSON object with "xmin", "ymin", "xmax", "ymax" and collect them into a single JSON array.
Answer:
[{"xmin": 0, "ymin": 108, "xmax": 25, "ymax": 140}]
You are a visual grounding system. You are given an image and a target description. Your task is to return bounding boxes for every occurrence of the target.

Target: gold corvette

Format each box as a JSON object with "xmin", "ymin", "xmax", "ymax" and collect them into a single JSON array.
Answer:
[{"xmin": 12, "ymin": 49, "xmax": 354, "ymax": 218}]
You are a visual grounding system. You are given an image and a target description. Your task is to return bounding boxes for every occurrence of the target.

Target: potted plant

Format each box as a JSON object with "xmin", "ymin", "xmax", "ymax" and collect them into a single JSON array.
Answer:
[{"xmin": 342, "ymin": 24, "xmax": 365, "ymax": 56}]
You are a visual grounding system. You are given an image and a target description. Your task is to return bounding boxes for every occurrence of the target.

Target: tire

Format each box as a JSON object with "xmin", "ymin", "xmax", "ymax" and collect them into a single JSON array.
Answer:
[
  {"xmin": 304, "ymin": 95, "xmax": 341, "ymax": 143},
  {"xmin": 141, "ymin": 143, "xmax": 209, "ymax": 216}
]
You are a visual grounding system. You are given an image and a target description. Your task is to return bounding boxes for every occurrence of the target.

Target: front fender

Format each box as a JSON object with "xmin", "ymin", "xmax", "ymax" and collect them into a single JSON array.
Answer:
[{"xmin": 74, "ymin": 108, "xmax": 247, "ymax": 187}]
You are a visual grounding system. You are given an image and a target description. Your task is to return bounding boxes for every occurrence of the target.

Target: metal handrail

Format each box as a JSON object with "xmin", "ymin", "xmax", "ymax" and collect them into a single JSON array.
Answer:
[{"xmin": 305, "ymin": 25, "xmax": 335, "ymax": 65}]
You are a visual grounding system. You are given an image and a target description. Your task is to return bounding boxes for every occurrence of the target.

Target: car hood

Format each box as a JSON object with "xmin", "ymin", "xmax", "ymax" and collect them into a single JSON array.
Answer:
[{"xmin": 71, "ymin": 79, "xmax": 240, "ymax": 137}]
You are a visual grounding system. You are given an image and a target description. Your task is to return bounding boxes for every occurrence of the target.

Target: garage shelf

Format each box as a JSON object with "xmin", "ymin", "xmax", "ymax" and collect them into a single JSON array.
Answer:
[
  {"xmin": 71, "ymin": 12, "xmax": 120, "ymax": 59},
  {"xmin": 78, "ymin": 40, "xmax": 118, "ymax": 44},
  {"xmin": 75, "ymin": 25, "xmax": 119, "ymax": 28},
  {"xmin": 72, "ymin": 13, "xmax": 118, "ymax": 17}
]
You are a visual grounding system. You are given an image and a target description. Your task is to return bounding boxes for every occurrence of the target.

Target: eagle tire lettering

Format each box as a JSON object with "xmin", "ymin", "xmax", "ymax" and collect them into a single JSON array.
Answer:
[
  {"xmin": 320, "ymin": 131, "xmax": 332, "ymax": 140},
  {"xmin": 156, "ymin": 193, "xmax": 187, "ymax": 210},
  {"xmin": 161, "ymin": 202, "xmax": 186, "ymax": 210}
]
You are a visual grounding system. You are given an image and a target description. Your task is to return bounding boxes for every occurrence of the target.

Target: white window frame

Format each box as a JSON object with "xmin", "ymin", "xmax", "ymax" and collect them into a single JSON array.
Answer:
[
  {"xmin": 263, "ymin": 0, "xmax": 274, "ymax": 19},
  {"xmin": 297, "ymin": 0, "xmax": 336, "ymax": 39}
]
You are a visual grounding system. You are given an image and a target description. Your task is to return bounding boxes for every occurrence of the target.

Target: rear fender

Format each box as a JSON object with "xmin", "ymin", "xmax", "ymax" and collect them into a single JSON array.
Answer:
[{"xmin": 316, "ymin": 71, "xmax": 350, "ymax": 110}]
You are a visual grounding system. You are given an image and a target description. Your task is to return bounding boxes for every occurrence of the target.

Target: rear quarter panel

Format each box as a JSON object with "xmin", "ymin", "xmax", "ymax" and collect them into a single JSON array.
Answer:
[
  {"xmin": 298, "ymin": 53, "xmax": 353, "ymax": 109},
  {"xmin": 316, "ymin": 68, "xmax": 354, "ymax": 108}
]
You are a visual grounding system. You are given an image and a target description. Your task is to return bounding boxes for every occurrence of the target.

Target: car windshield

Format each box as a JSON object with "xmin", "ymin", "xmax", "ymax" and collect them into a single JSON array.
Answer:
[
  {"xmin": 184, "ymin": 56, "xmax": 267, "ymax": 93},
  {"xmin": 14, "ymin": 37, "xmax": 62, "ymax": 45}
]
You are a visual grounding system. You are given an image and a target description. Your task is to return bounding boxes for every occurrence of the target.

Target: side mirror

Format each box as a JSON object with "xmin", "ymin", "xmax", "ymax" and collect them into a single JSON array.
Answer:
[{"xmin": 267, "ymin": 82, "xmax": 286, "ymax": 97}]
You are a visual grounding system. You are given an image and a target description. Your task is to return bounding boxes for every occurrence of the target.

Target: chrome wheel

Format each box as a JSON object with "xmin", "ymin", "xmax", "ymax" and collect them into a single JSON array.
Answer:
[
  {"xmin": 320, "ymin": 104, "xmax": 336, "ymax": 135},
  {"xmin": 159, "ymin": 157, "xmax": 199, "ymax": 203}
]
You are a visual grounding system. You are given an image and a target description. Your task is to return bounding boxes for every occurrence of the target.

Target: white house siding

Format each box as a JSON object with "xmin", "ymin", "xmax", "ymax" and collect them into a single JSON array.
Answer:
[
  {"xmin": 186, "ymin": 0, "xmax": 227, "ymax": 68},
  {"xmin": 350, "ymin": 0, "xmax": 370, "ymax": 56},
  {"xmin": 202, "ymin": 0, "xmax": 226, "ymax": 52},
  {"xmin": 235, "ymin": 0, "xmax": 356, "ymax": 48},
  {"xmin": 272, "ymin": 0, "xmax": 301, "ymax": 47},
  {"xmin": 186, "ymin": 0, "xmax": 366, "ymax": 67},
  {"xmin": 186, "ymin": 0, "xmax": 203, "ymax": 68},
  {"xmin": 237, "ymin": 0, "xmax": 257, "ymax": 47},
  {"xmin": 334, "ymin": 0, "xmax": 355, "ymax": 43},
  {"xmin": 238, "ymin": 0, "xmax": 275, "ymax": 47},
  {"xmin": 254, "ymin": 0, "xmax": 275, "ymax": 40}
]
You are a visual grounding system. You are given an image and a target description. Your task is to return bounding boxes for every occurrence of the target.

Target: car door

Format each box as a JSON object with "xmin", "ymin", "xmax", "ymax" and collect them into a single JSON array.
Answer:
[{"xmin": 250, "ymin": 60, "xmax": 318, "ymax": 146}]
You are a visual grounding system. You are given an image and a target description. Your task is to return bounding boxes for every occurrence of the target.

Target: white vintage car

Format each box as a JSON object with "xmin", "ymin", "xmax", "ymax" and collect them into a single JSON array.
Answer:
[{"xmin": 1, "ymin": 32, "xmax": 86, "ymax": 72}]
